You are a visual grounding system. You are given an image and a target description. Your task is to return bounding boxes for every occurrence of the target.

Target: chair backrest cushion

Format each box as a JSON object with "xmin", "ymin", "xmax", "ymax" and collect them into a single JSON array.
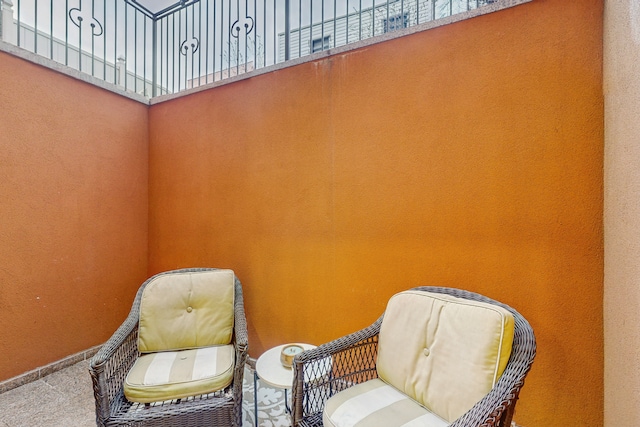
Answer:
[
  {"xmin": 376, "ymin": 290, "xmax": 514, "ymax": 423},
  {"xmin": 138, "ymin": 269, "xmax": 235, "ymax": 353}
]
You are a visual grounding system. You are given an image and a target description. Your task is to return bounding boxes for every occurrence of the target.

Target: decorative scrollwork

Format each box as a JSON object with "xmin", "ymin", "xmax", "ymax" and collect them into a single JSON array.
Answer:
[
  {"xmin": 180, "ymin": 37, "xmax": 200, "ymax": 55},
  {"xmin": 69, "ymin": 6, "xmax": 103, "ymax": 37},
  {"xmin": 230, "ymin": 16, "xmax": 254, "ymax": 39}
]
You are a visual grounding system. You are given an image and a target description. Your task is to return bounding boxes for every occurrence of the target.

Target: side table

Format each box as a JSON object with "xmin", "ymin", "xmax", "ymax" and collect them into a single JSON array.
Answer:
[{"xmin": 254, "ymin": 343, "xmax": 316, "ymax": 424}]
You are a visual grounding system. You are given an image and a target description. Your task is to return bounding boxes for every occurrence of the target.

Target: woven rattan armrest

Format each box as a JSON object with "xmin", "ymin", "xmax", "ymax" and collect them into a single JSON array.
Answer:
[
  {"xmin": 230, "ymin": 278, "xmax": 249, "ymax": 423},
  {"xmin": 89, "ymin": 310, "xmax": 140, "ymax": 425},
  {"xmin": 291, "ymin": 315, "xmax": 383, "ymax": 427}
]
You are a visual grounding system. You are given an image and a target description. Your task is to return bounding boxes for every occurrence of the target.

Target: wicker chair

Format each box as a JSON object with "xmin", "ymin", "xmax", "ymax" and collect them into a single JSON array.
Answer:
[
  {"xmin": 89, "ymin": 268, "xmax": 249, "ymax": 427},
  {"xmin": 291, "ymin": 286, "xmax": 536, "ymax": 427}
]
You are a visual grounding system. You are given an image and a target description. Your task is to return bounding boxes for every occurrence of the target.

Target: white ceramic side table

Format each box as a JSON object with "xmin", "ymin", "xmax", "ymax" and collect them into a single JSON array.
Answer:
[{"xmin": 254, "ymin": 343, "xmax": 316, "ymax": 424}]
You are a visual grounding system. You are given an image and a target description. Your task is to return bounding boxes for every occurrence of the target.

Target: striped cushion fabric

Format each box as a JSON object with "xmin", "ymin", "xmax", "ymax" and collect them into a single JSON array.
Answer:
[
  {"xmin": 124, "ymin": 345, "xmax": 234, "ymax": 403},
  {"xmin": 323, "ymin": 379, "xmax": 449, "ymax": 427}
]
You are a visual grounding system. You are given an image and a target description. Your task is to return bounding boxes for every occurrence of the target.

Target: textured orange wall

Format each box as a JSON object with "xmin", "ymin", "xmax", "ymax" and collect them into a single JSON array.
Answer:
[
  {"xmin": 0, "ymin": 52, "xmax": 149, "ymax": 381},
  {"xmin": 149, "ymin": 0, "xmax": 603, "ymax": 425}
]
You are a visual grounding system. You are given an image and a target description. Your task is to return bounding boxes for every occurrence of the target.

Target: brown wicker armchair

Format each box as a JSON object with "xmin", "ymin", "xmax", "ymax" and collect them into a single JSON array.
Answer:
[
  {"xmin": 291, "ymin": 286, "xmax": 536, "ymax": 427},
  {"xmin": 89, "ymin": 268, "xmax": 248, "ymax": 427}
]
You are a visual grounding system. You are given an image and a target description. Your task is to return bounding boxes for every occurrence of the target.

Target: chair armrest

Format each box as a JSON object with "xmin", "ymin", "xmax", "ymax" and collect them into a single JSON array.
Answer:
[
  {"xmin": 89, "ymin": 312, "xmax": 140, "ymax": 426},
  {"xmin": 291, "ymin": 315, "xmax": 383, "ymax": 427},
  {"xmin": 231, "ymin": 277, "xmax": 249, "ymax": 426},
  {"xmin": 233, "ymin": 277, "xmax": 249, "ymax": 356}
]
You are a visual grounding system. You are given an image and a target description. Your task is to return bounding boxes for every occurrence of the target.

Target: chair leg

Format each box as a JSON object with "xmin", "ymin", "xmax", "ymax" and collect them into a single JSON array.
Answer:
[{"xmin": 499, "ymin": 401, "xmax": 517, "ymax": 427}]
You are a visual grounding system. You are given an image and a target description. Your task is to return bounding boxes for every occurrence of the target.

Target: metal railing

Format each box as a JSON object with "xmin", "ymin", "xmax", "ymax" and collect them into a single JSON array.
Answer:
[{"xmin": 0, "ymin": 0, "xmax": 498, "ymax": 98}]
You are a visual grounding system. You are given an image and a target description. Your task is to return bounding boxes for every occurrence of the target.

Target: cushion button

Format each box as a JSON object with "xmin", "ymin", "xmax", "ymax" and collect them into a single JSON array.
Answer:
[
  {"xmin": 423, "ymin": 348, "xmax": 430, "ymax": 357},
  {"xmin": 186, "ymin": 306, "xmax": 193, "ymax": 313}
]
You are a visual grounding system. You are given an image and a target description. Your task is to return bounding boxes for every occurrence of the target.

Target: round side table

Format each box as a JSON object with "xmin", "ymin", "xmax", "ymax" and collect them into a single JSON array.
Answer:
[{"xmin": 254, "ymin": 343, "xmax": 316, "ymax": 424}]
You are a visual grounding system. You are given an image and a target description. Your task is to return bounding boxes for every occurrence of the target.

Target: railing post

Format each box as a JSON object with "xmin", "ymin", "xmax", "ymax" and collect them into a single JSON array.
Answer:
[
  {"xmin": 116, "ymin": 55, "xmax": 126, "ymax": 87},
  {"xmin": 1, "ymin": 0, "xmax": 16, "ymax": 45}
]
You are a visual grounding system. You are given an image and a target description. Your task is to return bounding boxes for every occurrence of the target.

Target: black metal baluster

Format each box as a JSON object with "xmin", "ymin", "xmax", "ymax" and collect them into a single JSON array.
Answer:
[
  {"xmin": 134, "ymin": 8, "xmax": 138, "ymax": 93},
  {"xmin": 34, "ymin": 0, "xmax": 37, "ymax": 54},
  {"xmin": 124, "ymin": 2, "xmax": 128, "ymax": 90},
  {"xmin": 333, "ymin": 0, "xmax": 336, "ymax": 48},
  {"xmin": 190, "ymin": 6, "xmax": 194, "ymax": 88},
  {"xmin": 309, "ymin": 0, "xmax": 312, "ymax": 57},
  {"xmin": 103, "ymin": 0, "xmax": 106, "ymax": 79},
  {"xmin": 144, "ymin": 10, "xmax": 148, "ymax": 95},
  {"xmin": 16, "ymin": 0, "xmax": 21, "ymax": 47},
  {"xmin": 178, "ymin": 9, "xmax": 181, "ymax": 92},
  {"xmin": 49, "ymin": 0, "xmax": 53, "ymax": 59},
  {"xmin": 321, "ymin": 0, "xmax": 324, "ymax": 51},
  {"xmin": 359, "ymin": 0, "xmax": 362, "ymax": 40},
  {"xmin": 114, "ymin": 0, "xmax": 118, "ymax": 84},
  {"xmin": 205, "ymin": 0, "xmax": 209, "ymax": 84},
  {"xmin": 220, "ymin": 0, "xmax": 224, "ymax": 79},
  {"xmin": 298, "ymin": 0, "xmax": 301, "ymax": 58}
]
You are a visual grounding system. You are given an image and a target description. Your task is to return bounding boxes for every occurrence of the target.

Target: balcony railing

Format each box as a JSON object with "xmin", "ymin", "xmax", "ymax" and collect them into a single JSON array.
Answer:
[{"xmin": 0, "ymin": 0, "xmax": 497, "ymax": 98}]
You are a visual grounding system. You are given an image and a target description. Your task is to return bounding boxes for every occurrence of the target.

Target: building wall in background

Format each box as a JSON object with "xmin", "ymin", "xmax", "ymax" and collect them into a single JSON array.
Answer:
[
  {"xmin": 604, "ymin": 0, "xmax": 640, "ymax": 425},
  {"xmin": 0, "ymin": 51, "xmax": 149, "ymax": 381},
  {"xmin": 148, "ymin": 0, "xmax": 604, "ymax": 425}
]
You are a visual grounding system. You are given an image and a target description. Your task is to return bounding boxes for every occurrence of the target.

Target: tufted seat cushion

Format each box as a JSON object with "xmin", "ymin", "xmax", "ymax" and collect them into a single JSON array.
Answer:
[
  {"xmin": 376, "ymin": 290, "xmax": 514, "ymax": 422},
  {"xmin": 124, "ymin": 345, "xmax": 235, "ymax": 403},
  {"xmin": 323, "ymin": 378, "xmax": 448, "ymax": 427}
]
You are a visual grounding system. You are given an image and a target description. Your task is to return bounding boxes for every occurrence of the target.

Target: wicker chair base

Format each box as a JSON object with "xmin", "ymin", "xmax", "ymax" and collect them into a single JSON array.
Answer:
[{"xmin": 90, "ymin": 268, "xmax": 248, "ymax": 427}]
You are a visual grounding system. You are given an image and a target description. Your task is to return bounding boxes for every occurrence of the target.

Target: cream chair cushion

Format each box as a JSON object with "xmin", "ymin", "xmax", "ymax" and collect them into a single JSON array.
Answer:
[
  {"xmin": 124, "ymin": 345, "xmax": 234, "ymax": 403},
  {"xmin": 138, "ymin": 269, "xmax": 235, "ymax": 353},
  {"xmin": 376, "ymin": 290, "xmax": 514, "ymax": 422},
  {"xmin": 323, "ymin": 378, "xmax": 448, "ymax": 427}
]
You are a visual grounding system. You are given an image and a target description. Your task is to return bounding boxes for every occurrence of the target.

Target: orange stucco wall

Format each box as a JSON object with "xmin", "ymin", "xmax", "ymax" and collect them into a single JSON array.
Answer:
[
  {"xmin": 0, "ymin": 52, "xmax": 149, "ymax": 380},
  {"xmin": 149, "ymin": 0, "xmax": 603, "ymax": 425}
]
